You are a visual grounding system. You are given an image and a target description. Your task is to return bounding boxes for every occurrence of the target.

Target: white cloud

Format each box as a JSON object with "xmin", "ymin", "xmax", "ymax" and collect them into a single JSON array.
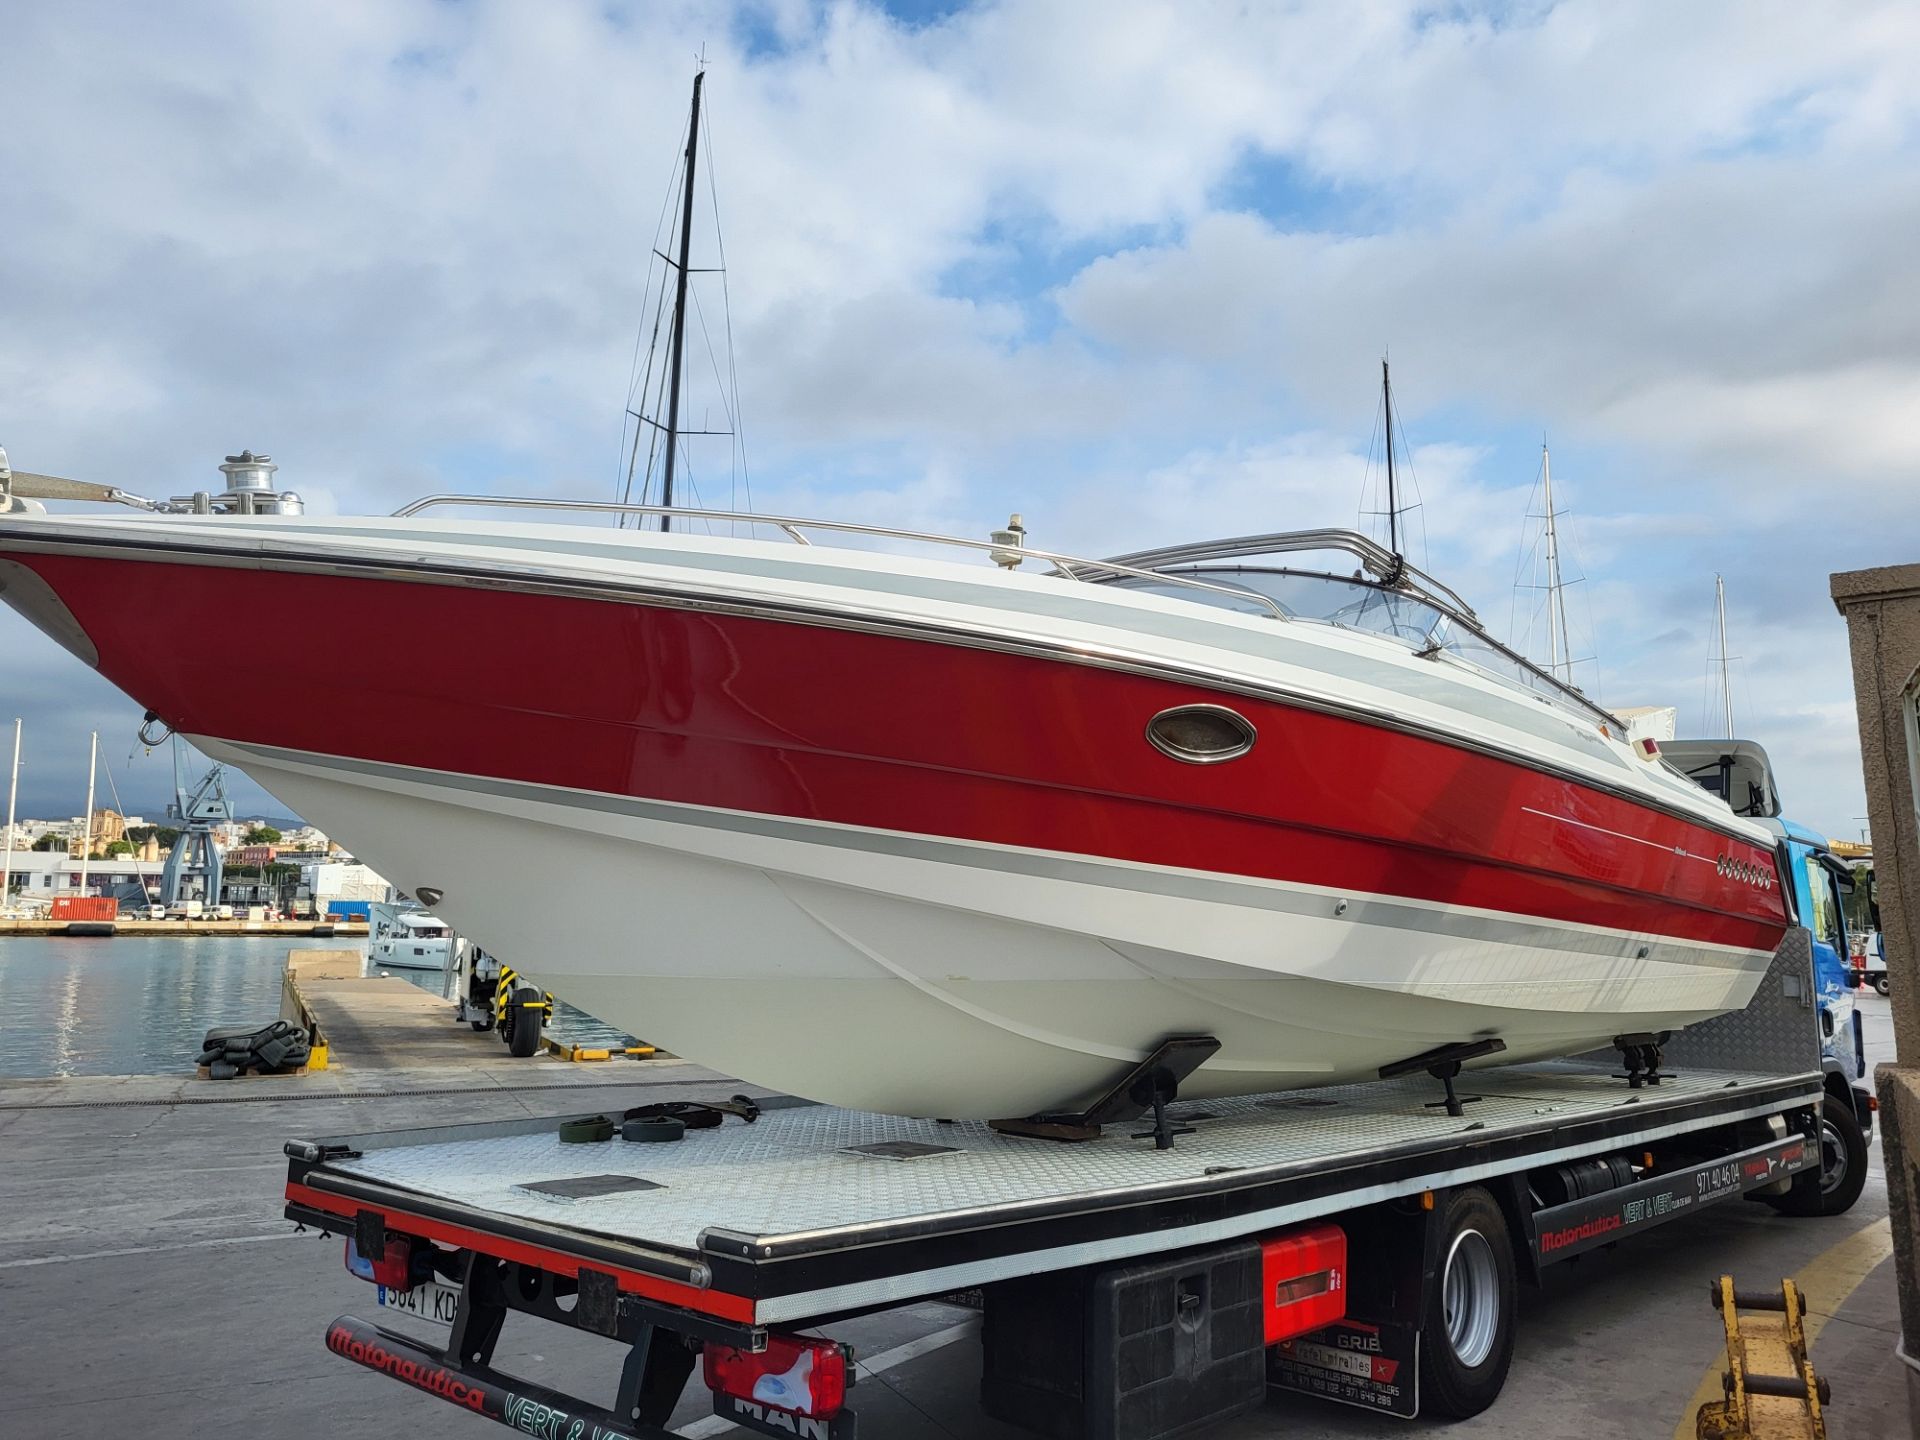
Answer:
[{"xmin": 3, "ymin": 0, "xmax": 1915, "ymax": 836}]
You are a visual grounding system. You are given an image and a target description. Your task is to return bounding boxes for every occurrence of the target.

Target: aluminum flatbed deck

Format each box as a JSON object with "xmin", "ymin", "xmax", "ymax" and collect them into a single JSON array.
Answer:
[{"xmin": 288, "ymin": 1057, "xmax": 1820, "ymax": 1327}]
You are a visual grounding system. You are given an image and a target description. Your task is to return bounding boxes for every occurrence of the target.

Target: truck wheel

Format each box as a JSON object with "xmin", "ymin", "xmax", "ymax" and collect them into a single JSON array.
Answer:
[
  {"xmin": 1768, "ymin": 1101, "xmax": 1868, "ymax": 1217},
  {"xmin": 1419, "ymin": 1187, "xmax": 1517, "ymax": 1419},
  {"xmin": 469, "ymin": 1018, "xmax": 492, "ymax": 1032},
  {"xmin": 507, "ymin": 986, "xmax": 543, "ymax": 1057},
  {"xmin": 1875, "ymin": 974, "xmax": 1890, "ymax": 997}
]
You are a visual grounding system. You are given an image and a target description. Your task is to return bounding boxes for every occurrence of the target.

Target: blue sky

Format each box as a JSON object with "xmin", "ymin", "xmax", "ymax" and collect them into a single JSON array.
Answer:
[{"xmin": 4, "ymin": 0, "xmax": 1918, "ymax": 840}]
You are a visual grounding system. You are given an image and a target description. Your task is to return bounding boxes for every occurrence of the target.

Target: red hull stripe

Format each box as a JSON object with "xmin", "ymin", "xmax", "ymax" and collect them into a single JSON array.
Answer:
[
  {"xmin": 23, "ymin": 554, "xmax": 1787, "ymax": 952},
  {"xmin": 285, "ymin": 1180, "xmax": 757, "ymax": 1321}
]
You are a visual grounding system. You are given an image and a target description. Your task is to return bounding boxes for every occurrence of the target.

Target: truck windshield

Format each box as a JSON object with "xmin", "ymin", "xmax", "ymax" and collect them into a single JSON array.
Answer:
[{"xmin": 1807, "ymin": 860, "xmax": 1844, "ymax": 949}]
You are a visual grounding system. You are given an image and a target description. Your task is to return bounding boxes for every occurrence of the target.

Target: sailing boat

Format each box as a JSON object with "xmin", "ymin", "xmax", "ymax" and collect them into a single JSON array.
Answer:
[
  {"xmin": 1709, "ymin": 573, "xmax": 1737, "ymax": 739},
  {"xmin": 1509, "ymin": 441, "xmax": 1592, "ymax": 691},
  {"xmin": 617, "ymin": 69, "xmax": 747, "ymax": 533},
  {"xmin": 1663, "ymin": 577, "xmax": 1779, "ymax": 819}
]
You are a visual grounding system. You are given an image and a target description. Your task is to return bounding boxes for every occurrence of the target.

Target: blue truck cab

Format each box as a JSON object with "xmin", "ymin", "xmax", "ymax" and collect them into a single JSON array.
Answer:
[
  {"xmin": 1767, "ymin": 816, "xmax": 1870, "ymax": 1091},
  {"xmin": 1664, "ymin": 738, "xmax": 1873, "ymax": 1214}
]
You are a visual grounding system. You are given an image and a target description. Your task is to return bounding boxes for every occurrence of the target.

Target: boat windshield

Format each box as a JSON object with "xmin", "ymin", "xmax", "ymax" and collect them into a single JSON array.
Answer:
[{"xmin": 1098, "ymin": 556, "xmax": 1613, "ymax": 725}]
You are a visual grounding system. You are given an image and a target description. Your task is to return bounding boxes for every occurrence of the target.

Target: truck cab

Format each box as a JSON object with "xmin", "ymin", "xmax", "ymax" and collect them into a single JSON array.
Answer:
[
  {"xmin": 1768, "ymin": 815, "xmax": 1868, "ymax": 1088},
  {"xmin": 1664, "ymin": 737, "xmax": 1873, "ymax": 1213}
]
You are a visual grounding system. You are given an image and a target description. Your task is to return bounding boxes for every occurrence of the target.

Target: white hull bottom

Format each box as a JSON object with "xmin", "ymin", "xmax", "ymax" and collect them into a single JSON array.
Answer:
[
  {"xmin": 367, "ymin": 954, "xmax": 449, "ymax": 973},
  {"xmin": 205, "ymin": 739, "xmax": 1776, "ymax": 1119}
]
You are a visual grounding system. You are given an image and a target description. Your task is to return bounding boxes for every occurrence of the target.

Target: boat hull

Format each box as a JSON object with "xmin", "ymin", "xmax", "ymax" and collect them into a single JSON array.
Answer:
[
  {"xmin": 199, "ymin": 735, "xmax": 1775, "ymax": 1117},
  {"xmin": 0, "ymin": 532, "xmax": 1790, "ymax": 1117},
  {"xmin": 367, "ymin": 950, "xmax": 451, "ymax": 973}
]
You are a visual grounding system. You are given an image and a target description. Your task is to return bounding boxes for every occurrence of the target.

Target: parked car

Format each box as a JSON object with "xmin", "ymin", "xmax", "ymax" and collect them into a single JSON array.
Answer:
[{"xmin": 1859, "ymin": 931, "xmax": 1889, "ymax": 996}]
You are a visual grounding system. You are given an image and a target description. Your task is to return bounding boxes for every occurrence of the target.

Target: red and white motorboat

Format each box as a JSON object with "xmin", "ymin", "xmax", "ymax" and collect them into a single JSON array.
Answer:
[{"xmin": 0, "ymin": 462, "xmax": 1791, "ymax": 1118}]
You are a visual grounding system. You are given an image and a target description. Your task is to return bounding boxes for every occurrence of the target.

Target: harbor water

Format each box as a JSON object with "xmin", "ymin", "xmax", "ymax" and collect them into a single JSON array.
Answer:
[{"xmin": 0, "ymin": 934, "xmax": 636, "ymax": 1079}]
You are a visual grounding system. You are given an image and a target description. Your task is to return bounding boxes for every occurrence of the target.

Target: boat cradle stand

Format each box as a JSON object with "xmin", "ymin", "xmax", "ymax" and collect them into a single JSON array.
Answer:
[
  {"xmin": 1615, "ymin": 1030, "xmax": 1676, "ymax": 1089},
  {"xmin": 1377, "ymin": 1037, "xmax": 1509, "ymax": 1118},
  {"xmin": 988, "ymin": 1035, "xmax": 1221, "ymax": 1150}
]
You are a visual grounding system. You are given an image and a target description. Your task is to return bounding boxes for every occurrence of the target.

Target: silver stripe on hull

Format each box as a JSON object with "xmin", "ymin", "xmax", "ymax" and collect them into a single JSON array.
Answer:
[{"xmin": 222, "ymin": 739, "xmax": 1757, "ymax": 972}]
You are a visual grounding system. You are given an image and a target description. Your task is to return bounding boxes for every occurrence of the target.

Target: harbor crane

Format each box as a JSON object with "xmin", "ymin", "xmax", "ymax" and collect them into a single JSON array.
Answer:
[{"xmin": 160, "ymin": 740, "xmax": 230, "ymax": 907}]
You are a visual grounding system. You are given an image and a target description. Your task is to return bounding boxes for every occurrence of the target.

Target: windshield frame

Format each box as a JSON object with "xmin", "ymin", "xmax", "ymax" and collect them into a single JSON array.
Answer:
[{"xmin": 1092, "ymin": 530, "xmax": 1621, "ymax": 730}]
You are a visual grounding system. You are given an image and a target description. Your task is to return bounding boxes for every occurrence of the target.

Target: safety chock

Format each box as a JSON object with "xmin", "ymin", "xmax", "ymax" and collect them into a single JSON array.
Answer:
[
  {"xmin": 1697, "ymin": 1275, "xmax": 1830, "ymax": 1439},
  {"xmin": 540, "ymin": 1039, "xmax": 658, "ymax": 1063}
]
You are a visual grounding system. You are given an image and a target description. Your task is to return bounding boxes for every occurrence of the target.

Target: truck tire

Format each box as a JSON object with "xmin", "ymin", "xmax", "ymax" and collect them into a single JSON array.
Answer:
[
  {"xmin": 507, "ymin": 986, "xmax": 543, "ymax": 1058},
  {"xmin": 1767, "ymin": 1100, "xmax": 1868, "ymax": 1217},
  {"xmin": 1875, "ymin": 974, "xmax": 1890, "ymax": 997},
  {"xmin": 1419, "ymin": 1187, "xmax": 1517, "ymax": 1419},
  {"xmin": 498, "ymin": 997, "xmax": 517, "ymax": 1046}
]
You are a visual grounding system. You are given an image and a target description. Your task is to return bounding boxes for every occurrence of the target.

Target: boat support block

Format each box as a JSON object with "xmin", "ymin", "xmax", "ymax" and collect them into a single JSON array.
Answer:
[
  {"xmin": 1377, "ymin": 1037, "xmax": 1509, "ymax": 1118},
  {"xmin": 989, "ymin": 1035, "xmax": 1221, "ymax": 1149},
  {"xmin": 1612, "ymin": 1030, "xmax": 1675, "ymax": 1088}
]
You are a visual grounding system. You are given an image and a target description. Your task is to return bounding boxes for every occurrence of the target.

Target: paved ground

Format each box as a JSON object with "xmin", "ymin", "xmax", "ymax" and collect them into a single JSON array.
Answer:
[
  {"xmin": 0, "ymin": 997, "xmax": 1905, "ymax": 1439},
  {"xmin": 292, "ymin": 946, "xmax": 524, "ymax": 1073}
]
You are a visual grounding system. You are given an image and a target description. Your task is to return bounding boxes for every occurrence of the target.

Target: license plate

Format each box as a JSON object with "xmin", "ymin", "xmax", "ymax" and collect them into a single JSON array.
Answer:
[{"xmin": 377, "ymin": 1279, "xmax": 463, "ymax": 1326}]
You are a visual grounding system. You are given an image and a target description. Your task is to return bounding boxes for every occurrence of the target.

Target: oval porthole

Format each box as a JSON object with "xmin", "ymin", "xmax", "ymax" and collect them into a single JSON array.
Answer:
[{"xmin": 1146, "ymin": 704, "xmax": 1256, "ymax": 764}]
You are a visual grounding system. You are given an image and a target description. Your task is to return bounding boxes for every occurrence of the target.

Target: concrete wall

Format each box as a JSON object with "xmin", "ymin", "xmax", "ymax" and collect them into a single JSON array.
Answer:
[{"xmin": 1831, "ymin": 561, "xmax": 1920, "ymax": 1411}]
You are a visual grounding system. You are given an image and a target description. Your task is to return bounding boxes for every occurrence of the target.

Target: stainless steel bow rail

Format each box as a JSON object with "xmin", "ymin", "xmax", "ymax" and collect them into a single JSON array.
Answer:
[{"xmin": 390, "ymin": 493, "xmax": 1294, "ymax": 621}]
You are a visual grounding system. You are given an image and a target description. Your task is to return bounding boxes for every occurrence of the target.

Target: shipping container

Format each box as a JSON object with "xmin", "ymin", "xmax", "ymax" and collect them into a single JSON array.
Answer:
[{"xmin": 50, "ymin": 896, "xmax": 119, "ymax": 921}]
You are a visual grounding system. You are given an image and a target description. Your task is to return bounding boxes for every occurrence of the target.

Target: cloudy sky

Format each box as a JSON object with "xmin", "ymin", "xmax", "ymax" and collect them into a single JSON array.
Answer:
[{"xmin": 3, "ymin": 0, "xmax": 1914, "ymax": 839}]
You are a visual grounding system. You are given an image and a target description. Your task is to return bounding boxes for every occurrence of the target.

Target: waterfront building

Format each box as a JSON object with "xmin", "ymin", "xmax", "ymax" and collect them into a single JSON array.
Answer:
[
  {"xmin": 67, "ymin": 808, "xmax": 134, "ymax": 857},
  {"xmin": 8, "ymin": 856, "xmax": 166, "ymax": 900}
]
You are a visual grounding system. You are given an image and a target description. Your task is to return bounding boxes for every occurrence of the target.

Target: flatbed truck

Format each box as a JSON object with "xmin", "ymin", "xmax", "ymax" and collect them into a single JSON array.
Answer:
[{"xmin": 284, "ymin": 930, "xmax": 1867, "ymax": 1439}]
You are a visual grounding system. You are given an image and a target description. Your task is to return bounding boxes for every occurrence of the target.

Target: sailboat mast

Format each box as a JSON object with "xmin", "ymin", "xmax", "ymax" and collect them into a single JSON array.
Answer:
[
  {"xmin": 78, "ymin": 730, "xmax": 97, "ymax": 891},
  {"xmin": 1381, "ymin": 359, "xmax": 1399, "ymax": 557},
  {"xmin": 659, "ymin": 69, "xmax": 705, "ymax": 534},
  {"xmin": 2, "ymin": 718, "xmax": 18, "ymax": 914},
  {"xmin": 1715, "ymin": 573, "xmax": 1734, "ymax": 739},
  {"xmin": 1540, "ymin": 443, "xmax": 1574, "ymax": 684}
]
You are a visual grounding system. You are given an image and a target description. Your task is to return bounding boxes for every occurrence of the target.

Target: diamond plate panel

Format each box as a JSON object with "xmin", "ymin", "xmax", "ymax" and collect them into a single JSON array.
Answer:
[
  {"xmin": 1660, "ymin": 927, "xmax": 1822, "ymax": 1074},
  {"xmin": 336, "ymin": 1061, "xmax": 1795, "ymax": 1256},
  {"xmin": 1569, "ymin": 926, "xmax": 1822, "ymax": 1076}
]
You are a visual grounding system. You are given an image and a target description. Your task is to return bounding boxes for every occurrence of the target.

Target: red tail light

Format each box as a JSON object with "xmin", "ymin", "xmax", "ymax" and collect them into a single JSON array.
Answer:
[
  {"xmin": 1261, "ymin": 1223, "xmax": 1347, "ymax": 1343},
  {"xmin": 704, "ymin": 1334, "xmax": 850, "ymax": 1419},
  {"xmin": 343, "ymin": 1236, "xmax": 414, "ymax": 1290}
]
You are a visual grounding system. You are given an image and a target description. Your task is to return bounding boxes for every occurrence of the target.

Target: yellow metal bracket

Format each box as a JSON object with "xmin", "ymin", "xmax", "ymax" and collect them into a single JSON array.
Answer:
[{"xmin": 1696, "ymin": 1275, "xmax": 1829, "ymax": 1439}]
